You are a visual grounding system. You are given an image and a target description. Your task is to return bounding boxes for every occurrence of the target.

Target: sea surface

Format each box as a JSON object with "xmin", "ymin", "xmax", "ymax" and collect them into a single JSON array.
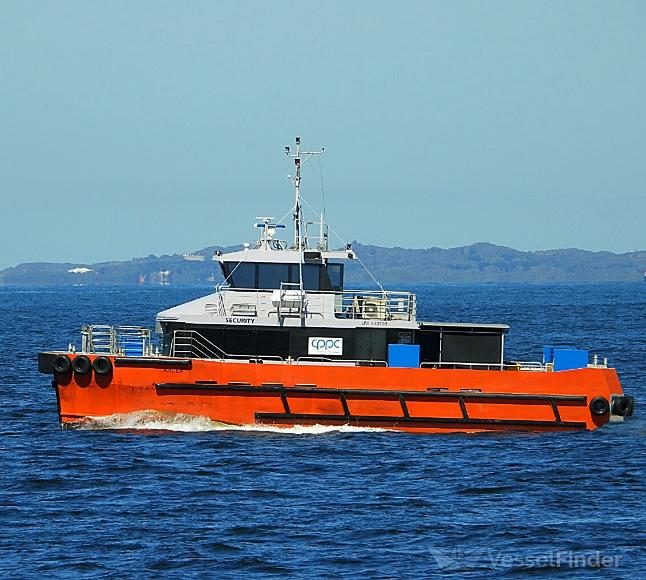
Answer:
[{"xmin": 1, "ymin": 284, "xmax": 644, "ymax": 578}]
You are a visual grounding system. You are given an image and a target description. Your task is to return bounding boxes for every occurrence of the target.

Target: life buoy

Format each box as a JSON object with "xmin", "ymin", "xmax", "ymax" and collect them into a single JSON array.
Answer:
[
  {"xmin": 71, "ymin": 355, "xmax": 92, "ymax": 375},
  {"xmin": 52, "ymin": 354, "xmax": 72, "ymax": 374},
  {"xmin": 92, "ymin": 356, "xmax": 113, "ymax": 376},
  {"xmin": 589, "ymin": 396, "xmax": 609, "ymax": 416}
]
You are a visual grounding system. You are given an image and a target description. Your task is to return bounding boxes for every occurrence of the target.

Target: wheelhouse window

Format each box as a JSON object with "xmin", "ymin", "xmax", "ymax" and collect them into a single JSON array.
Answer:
[
  {"xmin": 327, "ymin": 263, "xmax": 344, "ymax": 291},
  {"xmin": 221, "ymin": 261, "xmax": 344, "ymax": 291},
  {"xmin": 225, "ymin": 262, "xmax": 255, "ymax": 288},
  {"xmin": 301, "ymin": 264, "xmax": 319, "ymax": 290},
  {"xmin": 258, "ymin": 264, "xmax": 290, "ymax": 289}
]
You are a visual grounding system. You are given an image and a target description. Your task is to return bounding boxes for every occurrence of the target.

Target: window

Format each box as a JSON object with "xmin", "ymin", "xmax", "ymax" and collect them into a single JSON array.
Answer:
[
  {"xmin": 397, "ymin": 332, "xmax": 412, "ymax": 344},
  {"xmin": 258, "ymin": 264, "xmax": 290, "ymax": 289},
  {"xmin": 229, "ymin": 263, "xmax": 255, "ymax": 288},
  {"xmin": 301, "ymin": 264, "xmax": 320, "ymax": 290},
  {"xmin": 327, "ymin": 263, "xmax": 344, "ymax": 291},
  {"xmin": 222, "ymin": 260, "xmax": 344, "ymax": 291}
]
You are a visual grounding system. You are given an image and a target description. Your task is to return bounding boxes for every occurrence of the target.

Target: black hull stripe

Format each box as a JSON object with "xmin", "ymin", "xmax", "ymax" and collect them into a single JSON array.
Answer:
[
  {"xmin": 255, "ymin": 413, "xmax": 587, "ymax": 430},
  {"xmin": 155, "ymin": 383, "xmax": 587, "ymax": 403},
  {"xmin": 115, "ymin": 357, "xmax": 192, "ymax": 368}
]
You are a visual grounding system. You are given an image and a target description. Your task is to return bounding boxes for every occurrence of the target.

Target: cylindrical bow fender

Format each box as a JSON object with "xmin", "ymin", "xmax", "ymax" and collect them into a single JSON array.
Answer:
[
  {"xmin": 52, "ymin": 354, "xmax": 72, "ymax": 374},
  {"xmin": 71, "ymin": 355, "xmax": 92, "ymax": 375},
  {"xmin": 611, "ymin": 396, "xmax": 634, "ymax": 417},
  {"xmin": 589, "ymin": 396, "xmax": 610, "ymax": 416},
  {"xmin": 92, "ymin": 356, "xmax": 113, "ymax": 376}
]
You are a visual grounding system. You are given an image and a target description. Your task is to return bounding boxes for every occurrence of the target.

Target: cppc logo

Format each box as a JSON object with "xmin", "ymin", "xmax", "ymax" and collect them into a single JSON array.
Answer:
[{"xmin": 308, "ymin": 337, "xmax": 343, "ymax": 356}]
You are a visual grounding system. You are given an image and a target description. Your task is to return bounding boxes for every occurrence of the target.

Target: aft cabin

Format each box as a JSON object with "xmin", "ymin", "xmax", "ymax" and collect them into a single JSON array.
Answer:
[{"xmin": 159, "ymin": 319, "xmax": 508, "ymax": 369}]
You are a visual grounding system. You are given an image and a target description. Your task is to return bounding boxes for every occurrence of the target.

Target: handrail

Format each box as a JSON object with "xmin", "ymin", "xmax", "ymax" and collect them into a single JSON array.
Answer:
[
  {"xmin": 296, "ymin": 356, "xmax": 388, "ymax": 367},
  {"xmin": 171, "ymin": 329, "xmax": 284, "ymax": 362},
  {"xmin": 172, "ymin": 329, "xmax": 226, "ymax": 359},
  {"xmin": 209, "ymin": 286, "xmax": 416, "ymax": 321},
  {"xmin": 420, "ymin": 360, "xmax": 549, "ymax": 371},
  {"xmin": 81, "ymin": 324, "xmax": 152, "ymax": 355},
  {"xmin": 171, "ymin": 330, "xmax": 395, "ymax": 366},
  {"xmin": 508, "ymin": 361, "xmax": 551, "ymax": 372},
  {"xmin": 334, "ymin": 289, "xmax": 416, "ymax": 321},
  {"xmin": 421, "ymin": 361, "xmax": 504, "ymax": 370}
]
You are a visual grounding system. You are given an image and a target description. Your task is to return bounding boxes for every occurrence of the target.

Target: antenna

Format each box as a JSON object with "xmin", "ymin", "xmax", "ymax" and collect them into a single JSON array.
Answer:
[
  {"xmin": 285, "ymin": 137, "xmax": 324, "ymax": 250},
  {"xmin": 254, "ymin": 216, "xmax": 285, "ymax": 250},
  {"xmin": 318, "ymin": 155, "xmax": 328, "ymax": 251}
]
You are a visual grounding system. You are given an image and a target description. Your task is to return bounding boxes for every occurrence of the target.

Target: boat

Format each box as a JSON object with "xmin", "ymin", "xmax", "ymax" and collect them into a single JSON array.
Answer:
[{"xmin": 38, "ymin": 138, "xmax": 634, "ymax": 433}]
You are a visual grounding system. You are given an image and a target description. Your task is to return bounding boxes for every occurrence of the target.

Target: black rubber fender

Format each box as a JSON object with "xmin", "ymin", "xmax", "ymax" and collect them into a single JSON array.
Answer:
[
  {"xmin": 611, "ymin": 396, "xmax": 634, "ymax": 417},
  {"xmin": 589, "ymin": 396, "xmax": 610, "ymax": 416},
  {"xmin": 92, "ymin": 356, "xmax": 113, "ymax": 376},
  {"xmin": 71, "ymin": 355, "xmax": 92, "ymax": 375},
  {"xmin": 52, "ymin": 354, "xmax": 72, "ymax": 374}
]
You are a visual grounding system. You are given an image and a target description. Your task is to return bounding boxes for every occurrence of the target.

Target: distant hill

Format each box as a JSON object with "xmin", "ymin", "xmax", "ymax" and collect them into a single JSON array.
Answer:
[
  {"xmin": 0, "ymin": 245, "xmax": 239, "ymax": 287},
  {"xmin": 1, "ymin": 242, "xmax": 644, "ymax": 285},
  {"xmin": 345, "ymin": 242, "xmax": 646, "ymax": 284}
]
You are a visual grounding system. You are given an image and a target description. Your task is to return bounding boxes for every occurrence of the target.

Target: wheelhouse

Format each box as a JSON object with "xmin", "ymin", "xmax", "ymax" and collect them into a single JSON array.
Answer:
[{"xmin": 154, "ymin": 137, "xmax": 510, "ymax": 370}]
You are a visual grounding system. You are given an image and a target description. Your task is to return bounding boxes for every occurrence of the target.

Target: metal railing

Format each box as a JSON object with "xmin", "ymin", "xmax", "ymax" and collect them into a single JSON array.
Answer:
[
  {"xmin": 203, "ymin": 286, "xmax": 417, "ymax": 322},
  {"xmin": 421, "ymin": 361, "xmax": 505, "ymax": 371},
  {"xmin": 334, "ymin": 289, "xmax": 416, "ymax": 321},
  {"xmin": 170, "ymin": 329, "xmax": 283, "ymax": 362},
  {"xmin": 79, "ymin": 324, "xmax": 553, "ymax": 373},
  {"xmin": 509, "ymin": 361, "xmax": 550, "ymax": 372},
  {"xmin": 420, "ymin": 360, "xmax": 551, "ymax": 371},
  {"xmin": 296, "ymin": 356, "xmax": 388, "ymax": 367},
  {"xmin": 171, "ymin": 329, "xmax": 226, "ymax": 360},
  {"xmin": 81, "ymin": 325, "xmax": 152, "ymax": 355},
  {"xmin": 77, "ymin": 323, "xmax": 591, "ymax": 375},
  {"xmin": 81, "ymin": 324, "xmax": 115, "ymax": 354}
]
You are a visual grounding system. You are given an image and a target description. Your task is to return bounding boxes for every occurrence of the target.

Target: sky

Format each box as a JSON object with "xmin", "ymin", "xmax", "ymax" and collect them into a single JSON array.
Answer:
[{"xmin": 1, "ymin": 1, "xmax": 644, "ymax": 269}]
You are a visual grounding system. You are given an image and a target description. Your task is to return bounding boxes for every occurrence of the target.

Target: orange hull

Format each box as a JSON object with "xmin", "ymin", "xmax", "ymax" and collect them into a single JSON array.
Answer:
[{"xmin": 46, "ymin": 354, "xmax": 628, "ymax": 433}]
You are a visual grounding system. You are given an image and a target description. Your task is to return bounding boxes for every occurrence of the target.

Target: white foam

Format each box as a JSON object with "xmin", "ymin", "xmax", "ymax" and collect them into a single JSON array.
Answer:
[{"xmin": 76, "ymin": 410, "xmax": 386, "ymax": 434}]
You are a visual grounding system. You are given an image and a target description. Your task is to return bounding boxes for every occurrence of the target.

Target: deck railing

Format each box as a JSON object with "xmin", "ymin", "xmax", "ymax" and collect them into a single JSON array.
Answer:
[
  {"xmin": 204, "ymin": 286, "xmax": 417, "ymax": 321},
  {"xmin": 170, "ymin": 329, "xmax": 283, "ymax": 362},
  {"xmin": 334, "ymin": 289, "xmax": 416, "ymax": 321},
  {"xmin": 420, "ymin": 360, "xmax": 550, "ymax": 371},
  {"xmin": 81, "ymin": 325, "xmax": 152, "ymax": 356},
  {"xmin": 171, "ymin": 329, "xmax": 227, "ymax": 360},
  {"xmin": 79, "ymin": 326, "xmax": 556, "ymax": 373}
]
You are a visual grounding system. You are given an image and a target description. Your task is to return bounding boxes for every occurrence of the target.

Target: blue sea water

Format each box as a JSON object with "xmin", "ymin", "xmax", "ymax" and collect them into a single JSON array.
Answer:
[{"xmin": 1, "ymin": 284, "xmax": 644, "ymax": 578}]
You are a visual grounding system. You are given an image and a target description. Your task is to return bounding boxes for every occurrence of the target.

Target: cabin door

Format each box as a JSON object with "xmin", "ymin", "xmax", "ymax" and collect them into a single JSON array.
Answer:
[{"xmin": 354, "ymin": 329, "xmax": 387, "ymax": 362}]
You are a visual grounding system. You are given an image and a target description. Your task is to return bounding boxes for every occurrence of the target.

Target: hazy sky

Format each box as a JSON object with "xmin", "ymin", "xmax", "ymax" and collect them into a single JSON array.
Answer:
[{"xmin": 1, "ymin": 1, "xmax": 644, "ymax": 269}]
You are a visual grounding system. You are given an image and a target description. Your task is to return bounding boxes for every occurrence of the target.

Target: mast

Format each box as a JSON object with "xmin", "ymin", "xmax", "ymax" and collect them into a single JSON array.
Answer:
[{"xmin": 285, "ymin": 137, "xmax": 324, "ymax": 250}]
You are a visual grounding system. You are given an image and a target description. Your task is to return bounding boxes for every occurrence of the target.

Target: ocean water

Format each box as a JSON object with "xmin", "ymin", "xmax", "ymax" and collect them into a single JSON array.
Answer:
[{"xmin": 1, "ymin": 284, "xmax": 644, "ymax": 578}]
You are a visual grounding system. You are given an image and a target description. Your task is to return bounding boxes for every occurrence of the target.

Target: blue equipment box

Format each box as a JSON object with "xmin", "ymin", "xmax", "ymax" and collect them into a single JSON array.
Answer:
[
  {"xmin": 388, "ymin": 344, "xmax": 420, "ymax": 368},
  {"xmin": 121, "ymin": 337, "xmax": 145, "ymax": 357},
  {"xmin": 552, "ymin": 348, "xmax": 588, "ymax": 371}
]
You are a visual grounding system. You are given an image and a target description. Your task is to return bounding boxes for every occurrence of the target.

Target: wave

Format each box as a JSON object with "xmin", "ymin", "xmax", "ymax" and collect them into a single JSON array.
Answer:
[{"xmin": 74, "ymin": 410, "xmax": 387, "ymax": 435}]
